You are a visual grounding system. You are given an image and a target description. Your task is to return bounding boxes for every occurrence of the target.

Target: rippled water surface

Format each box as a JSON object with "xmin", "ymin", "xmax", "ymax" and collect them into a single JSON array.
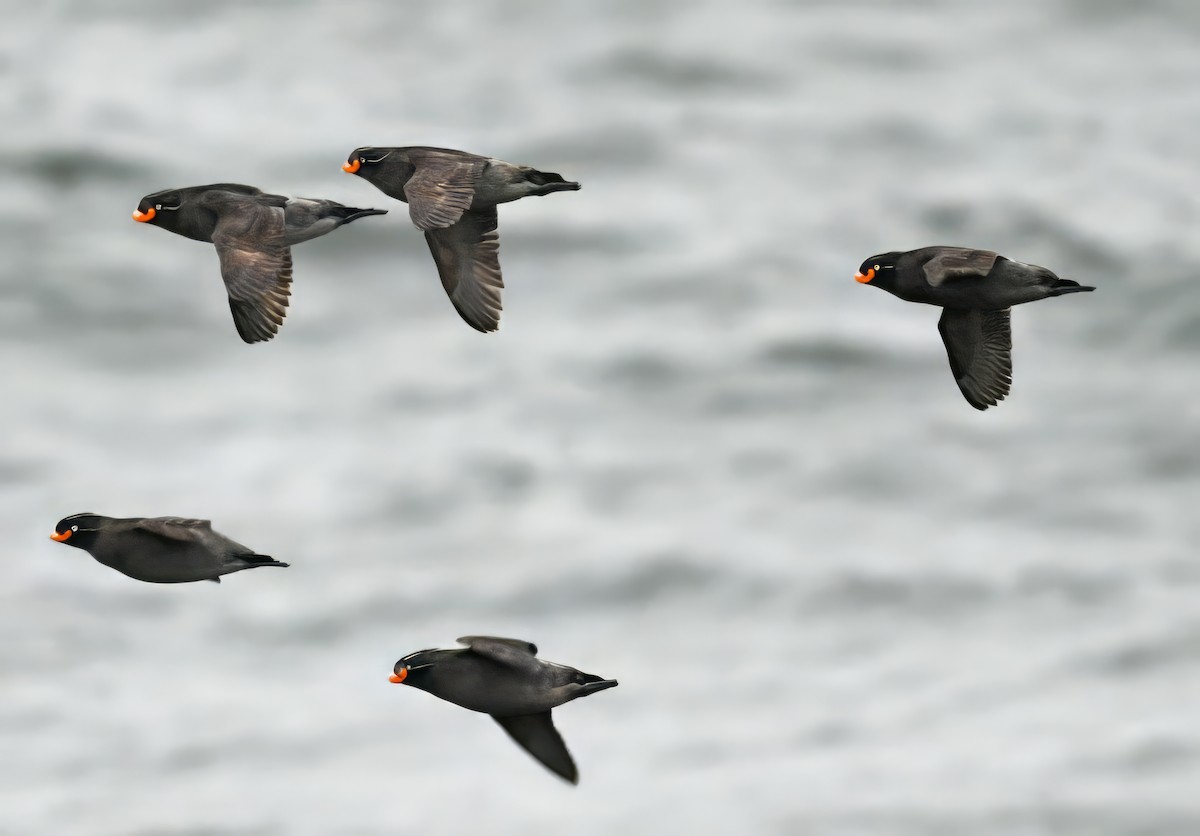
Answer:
[{"xmin": 2, "ymin": 1, "xmax": 1200, "ymax": 834}]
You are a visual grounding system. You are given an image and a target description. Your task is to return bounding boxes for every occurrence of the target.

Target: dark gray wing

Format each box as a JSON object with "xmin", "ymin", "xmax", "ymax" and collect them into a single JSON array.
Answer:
[
  {"xmin": 425, "ymin": 207, "xmax": 503, "ymax": 332},
  {"xmin": 132, "ymin": 517, "xmax": 213, "ymax": 543},
  {"xmin": 923, "ymin": 248, "xmax": 1000, "ymax": 286},
  {"xmin": 134, "ymin": 517, "xmax": 256, "ymax": 554},
  {"xmin": 280, "ymin": 198, "xmax": 332, "ymax": 241},
  {"xmin": 207, "ymin": 194, "xmax": 293, "ymax": 343},
  {"xmin": 493, "ymin": 712, "xmax": 578, "ymax": 784},
  {"xmin": 403, "ymin": 152, "xmax": 484, "ymax": 230},
  {"xmin": 458, "ymin": 636, "xmax": 538, "ymax": 661},
  {"xmin": 938, "ymin": 308, "xmax": 1013, "ymax": 410}
]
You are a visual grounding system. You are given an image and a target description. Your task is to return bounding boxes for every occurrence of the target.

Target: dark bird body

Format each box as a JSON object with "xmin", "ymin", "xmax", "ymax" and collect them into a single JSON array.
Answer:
[
  {"xmin": 343, "ymin": 146, "xmax": 581, "ymax": 333},
  {"xmin": 855, "ymin": 246, "xmax": 1095, "ymax": 410},
  {"xmin": 133, "ymin": 183, "xmax": 387, "ymax": 343},
  {"xmin": 391, "ymin": 636, "xmax": 617, "ymax": 783},
  {"xmin": 50, "ymin": 513, "xmax": 288, "ymax": 584}
]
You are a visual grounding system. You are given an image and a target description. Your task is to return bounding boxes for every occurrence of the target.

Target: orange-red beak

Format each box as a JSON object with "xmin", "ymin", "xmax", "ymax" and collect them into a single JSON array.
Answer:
[
  {"xmin": 50, "ymin": 530, "xmax": 72, "ymax": 542},
  {"xmin": 343, "ymin": 159, "xmax": 361, "ymax": 174},
  {"xmin": 854, "ymin": 268, "xmax": 876, "ymax": 283},
  {"xmin": 389, "ymin": 667, "xmax": 408, "ymax": 684},
  {"xmin": 132, "ymin": 207, "xmax": 156, "ymax": 223}
]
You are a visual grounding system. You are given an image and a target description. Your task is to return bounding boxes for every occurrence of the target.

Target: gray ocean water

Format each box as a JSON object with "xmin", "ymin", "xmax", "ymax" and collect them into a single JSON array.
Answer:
[{"xmin": 3, "ymin": 1, "xmax": 1200, "ymax": 833}]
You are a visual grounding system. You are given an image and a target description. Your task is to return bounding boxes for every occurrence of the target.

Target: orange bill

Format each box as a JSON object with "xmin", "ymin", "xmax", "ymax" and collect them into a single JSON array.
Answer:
[
  {"xmin": 49, "ymin": 530, "xmax": 72, "ymax": 542},
  {"xmin": 389, "ymin": 667, "xmax": 408, "ymax": 684},
  {"xmin": 132, "ymin": 207, "xmax": 157, "ymax": 223},
  {"xmin": 854, "ymin": 268, "xmax": 875, "ymax": 283},
  {"xmin": 343, "ymin": 159, "xmax": 361, "ymax": 174}
]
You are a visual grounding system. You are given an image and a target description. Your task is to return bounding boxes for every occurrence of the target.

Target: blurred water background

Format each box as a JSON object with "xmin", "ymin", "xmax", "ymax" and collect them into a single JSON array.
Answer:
[{"xmin": 2, "ymin": 0, "xmax": 1200, "ymax": 833}]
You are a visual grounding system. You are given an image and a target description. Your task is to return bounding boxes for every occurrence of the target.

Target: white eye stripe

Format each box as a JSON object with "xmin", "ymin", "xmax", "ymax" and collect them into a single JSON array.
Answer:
[{"xmin": 364, "ymin": 152, "xmax": 391, "ymax": 164}]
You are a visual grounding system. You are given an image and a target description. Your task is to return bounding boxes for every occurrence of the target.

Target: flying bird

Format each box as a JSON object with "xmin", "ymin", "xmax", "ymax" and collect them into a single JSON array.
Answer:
[
  {"xmin": 343, "ymin": 146, "xmax": 580, "ymax": 332},
  {"xmin": 50, "ymin": 513, "xmax": 289, "ymax": 583},
  {"xmin": 854, "ymin": 246, "xmax": 1095, "ymax": 409},
  {"xmin": 133, "ymin": 183, "xmax": 387, "ymax": 343},
  {"xmin": 389, "ymin": 636, "xmax": 617, "ymax": 784}
]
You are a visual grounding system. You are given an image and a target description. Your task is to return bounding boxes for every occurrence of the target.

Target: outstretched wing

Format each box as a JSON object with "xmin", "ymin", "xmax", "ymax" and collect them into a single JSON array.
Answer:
[
  {"xmin": 425, "ymin": 207, "xmax": 503, "ymax": 332},
  {"xmin": 493, "ymin": 712, "xmax": 578, "ymax": 784},
  {"xmin": 923, "ymin": 248, "xmax": 1000, "ymax": 286},
  {"xmin": 205, "ymin": 192, "xmax": 293, "ymax": 343},
  {"xmin": 404, "ymin": 151, "xmax": 484, "ymax": 231},
  {"xmin": 937, "ymin": 308, "xmax": 1013, "ymax": 410}
]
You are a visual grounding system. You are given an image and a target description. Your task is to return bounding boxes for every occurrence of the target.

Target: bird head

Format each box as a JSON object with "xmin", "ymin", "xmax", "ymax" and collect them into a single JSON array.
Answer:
[
  {"xmin": 50, "ymin": 513, "xmax": 105, "ymax": 549},
  {"xmin": 132, "ymin": 188, "xmax": 184, "ymax": 228},
  {"xmin": 854, "ymin": 253, "xmax": 902, "ymax": 289},
  {"xmin": 389, "ymin": 648, "xmax": 440, "ymax": 688}
]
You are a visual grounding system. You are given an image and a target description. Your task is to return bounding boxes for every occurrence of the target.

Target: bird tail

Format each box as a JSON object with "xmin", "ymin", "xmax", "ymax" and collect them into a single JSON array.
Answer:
[
  {"xmin": 575, "ymin": 677, "xmax": 619, "ymax": 698},
  {"xmin": 334, "ymin": 207, "xmax": 389, "ymax": 224},
  {"xmin": 523, "ymin": 169, "xmax": 581, "ymax": 195},
  {"xmin": 1047, "ymin": 278, "xmax": 1096, "ymax": 296},
  {"xmin": 238, "ymin": 553, "xmax": 291, "ymax": 569}
]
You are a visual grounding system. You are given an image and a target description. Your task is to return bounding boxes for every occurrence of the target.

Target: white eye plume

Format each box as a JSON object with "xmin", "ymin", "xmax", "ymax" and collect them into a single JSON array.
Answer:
[{"xmin": 364, "ymin": 151, "xmax": 392, "ymax": 164}]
